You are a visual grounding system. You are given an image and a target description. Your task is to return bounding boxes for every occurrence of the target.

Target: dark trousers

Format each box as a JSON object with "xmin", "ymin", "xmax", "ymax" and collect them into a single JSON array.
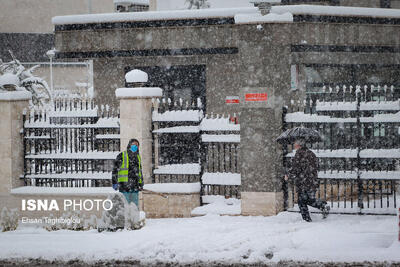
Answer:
[{"xmin": 298, "ymin": 190, "xmax": 326, "ymax": 221}]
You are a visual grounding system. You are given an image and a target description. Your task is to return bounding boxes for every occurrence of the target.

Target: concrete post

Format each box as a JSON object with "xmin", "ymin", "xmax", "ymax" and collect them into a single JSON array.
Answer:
[
  {"xmin": 0, "ymin": 91, "xmax": 31, "ymax": 194},
  {"xmin": 116, "ymin": 87, "xmax": 162, "ymax": 185},
  {"xmin": 239, "ymin": 88, "xmax": 284, "ymax": 216}
]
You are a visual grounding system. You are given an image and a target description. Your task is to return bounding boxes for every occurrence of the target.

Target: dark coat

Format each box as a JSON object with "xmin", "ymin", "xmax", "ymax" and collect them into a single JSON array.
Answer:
[
  {"xmin": 288, "ymin": 147, "xmax": 319, "ymax": 191},
  {"xmin": 112, "ymin": 150, "xmax": 143, "ymax": 192}
]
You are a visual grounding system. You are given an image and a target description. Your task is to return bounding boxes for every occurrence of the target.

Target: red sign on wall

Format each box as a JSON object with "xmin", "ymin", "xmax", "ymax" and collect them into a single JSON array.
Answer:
[
  {"xmin": 225, "ymin": 96, "xmax": 240, "ymax": 104},
  {"xmin": 245, "ymin": 93, "xmax": 268, "ymax": 102}
]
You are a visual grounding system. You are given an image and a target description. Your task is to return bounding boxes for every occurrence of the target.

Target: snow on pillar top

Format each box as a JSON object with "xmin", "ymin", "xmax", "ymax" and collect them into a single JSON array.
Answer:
[
  {"xmin": 116, "ymin": 69, "xmax": 162, "ymax": 99},
  {"xmin": 115, "ymin": 87, "xmax": 163, "ymax": 99},
  {"xmin": 125, "ymin": 69, "xmax": 148, "ymax": 84}
]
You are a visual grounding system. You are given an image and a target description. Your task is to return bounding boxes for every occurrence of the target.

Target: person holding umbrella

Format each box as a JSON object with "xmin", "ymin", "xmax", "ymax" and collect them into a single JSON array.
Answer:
[{"xmin": 278, "ymin": 127, "xmax": 330, "ymax": 222}]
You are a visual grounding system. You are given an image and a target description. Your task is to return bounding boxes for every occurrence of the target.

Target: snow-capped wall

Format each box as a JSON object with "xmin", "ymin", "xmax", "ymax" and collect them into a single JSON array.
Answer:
[
  {"xmin": 0, "ymin": 91, "xmax": 32, "ymax": 101},
  {"xmin": 52, "ymin": 7, "xmax": 258, "ymax": 25},
  {"xmin": 271, "ymin": 5, "xmax": 400, "ymax": 18}
]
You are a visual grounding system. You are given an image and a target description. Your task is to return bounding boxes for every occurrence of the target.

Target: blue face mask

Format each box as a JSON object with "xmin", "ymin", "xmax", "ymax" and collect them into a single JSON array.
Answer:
[{"xmin": 130, "ymin": 145, "xmax": 138, "ymax": 153}]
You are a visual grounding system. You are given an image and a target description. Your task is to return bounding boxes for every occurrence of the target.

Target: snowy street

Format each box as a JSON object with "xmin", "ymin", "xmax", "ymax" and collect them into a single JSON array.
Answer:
[{"xmin": 0, "ymin": 212, "xmax": 399, "ymax": 265}]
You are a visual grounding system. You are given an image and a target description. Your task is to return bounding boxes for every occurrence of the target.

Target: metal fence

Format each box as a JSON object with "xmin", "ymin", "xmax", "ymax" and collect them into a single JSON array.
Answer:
[
  {"xmin": 151, "ymin": 98, "xmax": 241, "ymax": 202},
  {"xmin": 284, "ymin": 84, "xmax": 400, "ymax": 215},
  {"xmin": 23, "ymin": 98, "xmax": 120, "ymax": 187}
]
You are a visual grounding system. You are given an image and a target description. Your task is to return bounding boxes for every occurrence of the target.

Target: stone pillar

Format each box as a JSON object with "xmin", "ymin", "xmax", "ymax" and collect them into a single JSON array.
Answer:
[
  {"xmin": 239, "ymin": 88, "xmax": 284, "ymax": 216},
  {"xmin": 116, "ymin": 87, "xmax": 162, "ymax": 185},
  {"xmin": 0, "ymin": 91, "xmax": 31, "ymax": 194}
]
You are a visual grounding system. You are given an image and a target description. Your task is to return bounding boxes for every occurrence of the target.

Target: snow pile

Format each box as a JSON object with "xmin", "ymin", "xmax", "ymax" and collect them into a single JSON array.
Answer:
[
  {"xmin": 0, "ymin": 73, "xmax": 19, "ymax": 87},
  {"xmin": 360, "ymin": 149, "xmax": 400, "ymax": 158},
  {"xmin": 200, "ymin": 117, "xmax": 240, "ymax": 131},
  {"xmin": 271, "ymin": 4, "xmax": 400, "ymax": 18},
  {"xmin": 192, "ymin": 196, "xmax": 241, "ymax": 216},
  {"xmin": 235, "ymin": 12, "xmax": 293, "ymax": 24},
  {"xmin": 361, "ymin": 112, "xmax": 400, "ymax": 122},
  {"xmin": 318, "ymin": 170, "xmax": 400, "ymax": 180},
  {"xmin": 286, "ymin": 149, "xmax": 358, "ymax": 158},
  {"xmin": 52, "ymin": 7, "xmax": 258, "ymax": 25},
  {"xmin": 1, "ymin": 213, "xmax": 399, "ymax": 263},
  {"xmin": 361, "ymin": 100, "xmax": 400, "ymax": 111},
  {"xmin": 98, "ymin": 193, "xmax": 145, "ymax": 231},
  {"xmin": 44, "ymin": 210, "xmax": 95, "ymax": 231},
  {"xmin": 25, "ymin": 152, "xmax": 119, "ymax": 160},
  {"xmin": 115, "ymin": 87, "xmax": 162, "ymax": 98},
  {"xmin": 153, "ymin": 163, "xmax": 201, "ymax": 175},
  {"xmin": 287, "ymin": 149, "xmax": 400, "ymax": 159},
  {"xmin": 10, "ymin": 186, "xmax": 116, "ymax": 195},
  {"xmin": 318, "ymin": 171, "xmax": 357, "ymax": 179},
  {"xmin": 0, "ymin": 207, "xmax": 18, "ymax": 232},
  {"xmin": 144, "ymin": 182, "xmax": 201, "ymax": 193},
  {"xmin": 114, "ymin": 0, "xmax": 149, "ymax": 4},
  {"xmin": 24, "ymin": 172, "xmax": 112, "ymax": 180},
  {"xmin": 125, "ymin": 69, "xmax": 148, "ymax": 84},
  {"xmin": 202, "ymin": 172, "xmax": 241, "ymax": 185},
  {"xmin": 361, "ymin": 171, "xmax": 400, "ymax": 180},
  {"xmin": 153, "ymin": 125, "xmax": 199, "ymax": 133},
  {"xmin": 156, "ymin": 0, "xmax": 254, "ymax": 10},
  {"xmin": 285, "ymin": 112, "xmax": 356, "ymax": 123},
  {"xmin": 24, "ymin": 117, "xmax": 120, "ymax": 129},
  {"xmin": 152, "ymin": 110, "xmax": 203, "ymax": 122},
  {"xmin": 95, "ymin": 134, "xmax": 120, "ymax": 139},
  {"xmin": 286, "ymin": 111, "xmax": 400, "ymax": 123},
  {"xmin": 201, "ymin": 134, "xmax": 240, "ymax": 143},
  {"xmin": 0, "ymin": 91, "xmax": 32, "ymax": 101},
  {"xmin": 96, "ymin": 117, "xmax": 120, "ymax": 128}
]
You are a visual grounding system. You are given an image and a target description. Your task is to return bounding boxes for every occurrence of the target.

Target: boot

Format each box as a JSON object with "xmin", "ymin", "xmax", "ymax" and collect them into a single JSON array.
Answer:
[{"xmin": 321, "ymin": 204, "xmax": 330, "ymax": 219}]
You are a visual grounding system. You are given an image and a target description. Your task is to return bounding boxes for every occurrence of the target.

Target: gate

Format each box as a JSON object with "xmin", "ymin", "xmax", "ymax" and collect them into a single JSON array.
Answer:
[
  {"xmin": 151, "ymin": 98, "xmax": 241, "ymax": 204},
  {"xmin": 23, "ymin": 97, "xmax": 120, "ymax": 187},
  {"xmin": 283, "ymin": 85, "xmax": 400, "ymax": 215}
]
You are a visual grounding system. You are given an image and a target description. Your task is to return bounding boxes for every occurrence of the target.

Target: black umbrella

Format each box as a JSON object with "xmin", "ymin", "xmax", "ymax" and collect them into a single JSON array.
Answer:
[{"xmin": 276, "ymin": 127, "xmax": 322, "ymax": 145}]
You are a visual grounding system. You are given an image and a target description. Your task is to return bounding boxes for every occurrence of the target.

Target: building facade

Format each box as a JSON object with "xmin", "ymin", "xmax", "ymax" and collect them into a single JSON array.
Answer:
[{"xmin": 53, "ymin": 6, "xmax": 400, "ymax": 111}]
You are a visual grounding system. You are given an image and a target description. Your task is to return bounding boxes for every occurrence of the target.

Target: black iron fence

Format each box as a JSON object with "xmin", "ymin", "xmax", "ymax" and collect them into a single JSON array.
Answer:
[
  {"xmin": 284, "ymin": 84, "xmax": 400, "ymax": 215},
  {"xmin": 23, "ymin": 98, "xmax": 120, "ymax": 187},
  {"xmin": 151, "ymin": 98, "xmax": 241, "ymax": 202}
]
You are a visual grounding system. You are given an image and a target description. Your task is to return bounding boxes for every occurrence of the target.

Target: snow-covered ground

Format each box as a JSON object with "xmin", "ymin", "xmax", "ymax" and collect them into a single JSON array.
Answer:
[{"xmin": 0, "ymin": 212, "xmax": 398, "ymax": 264}]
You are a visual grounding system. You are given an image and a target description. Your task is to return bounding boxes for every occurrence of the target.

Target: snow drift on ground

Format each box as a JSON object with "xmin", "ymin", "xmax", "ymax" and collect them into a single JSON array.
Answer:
[{"xmin": 0, "ymin": 212, "xmax": 398, "ymax": 264}]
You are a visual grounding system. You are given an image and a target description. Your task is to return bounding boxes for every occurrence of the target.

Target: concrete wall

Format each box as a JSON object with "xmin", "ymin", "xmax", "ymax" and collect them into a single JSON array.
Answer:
[
  {"xmin": 0, "ymin": 0, "xmax": 114, "ymax": 33},
  {"xmin": 340, "ymin": 0, "xmax": 381, "ymax": 7}
]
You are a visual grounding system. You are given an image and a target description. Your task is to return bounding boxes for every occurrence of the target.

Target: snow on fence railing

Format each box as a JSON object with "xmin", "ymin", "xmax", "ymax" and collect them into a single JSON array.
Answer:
[
  {"xmin": 22, "ymin": 98, "xmax": 120, "ymax": 188},
  {"xmin": 283, "ymin": 84, "xmax": 400, "ymax": 214},
  {"xmin": 200, "ymin": 113, "xmax": 241, "ymax": 200}
]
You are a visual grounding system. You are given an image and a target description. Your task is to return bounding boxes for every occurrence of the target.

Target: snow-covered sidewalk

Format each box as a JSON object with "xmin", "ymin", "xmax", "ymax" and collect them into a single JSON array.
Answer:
[{"xmin": 0, "ymin": 212, "xmax": 399, "ymax": 264}]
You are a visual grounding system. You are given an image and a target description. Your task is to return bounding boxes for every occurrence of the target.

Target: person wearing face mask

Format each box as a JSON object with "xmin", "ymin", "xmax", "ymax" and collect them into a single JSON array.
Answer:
[{"xmin": 112, "ymin": 138, "xmax": 144, "ymax": 207}]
